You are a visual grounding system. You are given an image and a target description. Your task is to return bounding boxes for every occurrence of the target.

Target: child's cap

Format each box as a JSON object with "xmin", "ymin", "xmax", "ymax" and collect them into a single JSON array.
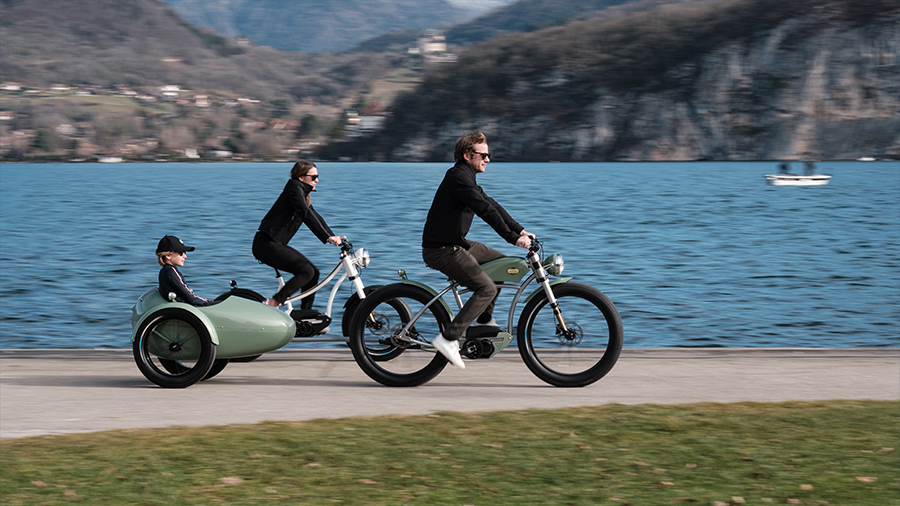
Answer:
[{"xmin": 156, "ymin": 235, "xmax": 196, "ymax": 254}]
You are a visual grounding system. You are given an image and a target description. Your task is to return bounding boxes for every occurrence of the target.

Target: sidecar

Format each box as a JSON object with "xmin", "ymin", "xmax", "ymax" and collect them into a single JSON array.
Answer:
[{"xmin": 131, "ymin": 288, "xmax": 296, "ymax": 388}]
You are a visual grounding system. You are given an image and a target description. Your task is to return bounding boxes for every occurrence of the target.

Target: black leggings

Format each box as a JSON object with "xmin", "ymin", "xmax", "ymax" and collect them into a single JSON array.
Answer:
[{"xmin": 252, "ymin": 232, "xmax": 319, "ymax": 309}]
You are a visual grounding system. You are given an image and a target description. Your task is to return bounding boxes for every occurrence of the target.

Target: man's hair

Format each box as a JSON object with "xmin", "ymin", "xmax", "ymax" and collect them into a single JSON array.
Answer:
[{"xmin": 453, "ymin": 131, "xmax": 486, "ymax": 163}]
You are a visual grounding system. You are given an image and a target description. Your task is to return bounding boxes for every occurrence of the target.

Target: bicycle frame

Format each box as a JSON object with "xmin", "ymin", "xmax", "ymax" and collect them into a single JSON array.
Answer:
[
  {"xmin": 396, "ymin": 245, "xmax": 569, "ymax": 348},
  {"xmin": 271, "ymin": 243, "xmax": 370, "ymax": 343}
]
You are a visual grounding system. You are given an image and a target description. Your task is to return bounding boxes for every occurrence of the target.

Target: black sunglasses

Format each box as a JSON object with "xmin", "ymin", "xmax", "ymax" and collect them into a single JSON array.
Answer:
[
  {"xmin": 304, "ymin": 173, "xmax": 319, "ymax": 180},
  {"xmin": 473, "ymin": 151, "xmax": 491, "ymax": 160}
]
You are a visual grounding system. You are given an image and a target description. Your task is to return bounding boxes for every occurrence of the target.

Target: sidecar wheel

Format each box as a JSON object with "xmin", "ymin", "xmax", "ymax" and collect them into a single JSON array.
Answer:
[
  {"xmin": 160, "ymin": 357, "xmax": 229, "ymax": 381},
  {"xmin": 133, "ymin": 308, "xmax": 216, "ymax": 388},
  {"xmin": 201, "ymin": 359, "xmax": 229, "ymax": 380}
]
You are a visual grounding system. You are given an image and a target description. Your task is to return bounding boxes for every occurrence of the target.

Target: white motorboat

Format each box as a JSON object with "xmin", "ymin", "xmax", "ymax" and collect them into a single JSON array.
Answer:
[{"xmin": 764, "ymin": 173, "xmax": 831, "ymax": 186}]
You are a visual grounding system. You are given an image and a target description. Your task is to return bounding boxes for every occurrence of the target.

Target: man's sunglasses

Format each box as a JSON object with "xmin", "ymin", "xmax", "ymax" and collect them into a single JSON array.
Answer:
[{"xmin": 473, "ymin": 151, "xmax": 491, "ymax": 160}]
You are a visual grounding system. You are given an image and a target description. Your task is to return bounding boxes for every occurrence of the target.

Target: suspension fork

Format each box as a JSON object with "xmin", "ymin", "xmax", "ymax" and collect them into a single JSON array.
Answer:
[
  {"xmin": 527, "ymin": 250, "xmax": 568, "ymax": 333},
  {"xmin": 340, "ymin": 252, "xmax": 377, "ymax": 324}
]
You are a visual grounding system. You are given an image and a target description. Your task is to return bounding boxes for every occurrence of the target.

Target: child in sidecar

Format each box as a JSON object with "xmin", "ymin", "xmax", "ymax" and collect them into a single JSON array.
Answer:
[{"xmin": 156, "ymin": 235, "xmax": 216, "ymax": 306}]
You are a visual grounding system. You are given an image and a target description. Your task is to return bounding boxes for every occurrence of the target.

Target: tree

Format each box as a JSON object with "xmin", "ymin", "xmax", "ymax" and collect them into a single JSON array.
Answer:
[{"xmin": 33, "ymin": 128, "xmax": 55, "ymax": 152}]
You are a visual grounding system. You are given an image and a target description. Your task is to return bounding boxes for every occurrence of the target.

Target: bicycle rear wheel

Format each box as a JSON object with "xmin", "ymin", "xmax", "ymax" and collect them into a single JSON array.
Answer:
[
  {"xmin": 517, "ymin": 282, "xmax": 623, "ymax": 387},
  {"xmin": 349, "ymin": 283, "xmax": 449, "ymax": 386}
]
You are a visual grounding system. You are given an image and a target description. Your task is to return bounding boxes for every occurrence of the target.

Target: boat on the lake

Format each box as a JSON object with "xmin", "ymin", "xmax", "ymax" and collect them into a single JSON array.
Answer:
[
  {"xmin": 764, "ymin": 173, "xmax": 832, "ymax": 186},
  {"xmin": 766, "ymin": 161, "xmax": 831, "ymax": 186}
]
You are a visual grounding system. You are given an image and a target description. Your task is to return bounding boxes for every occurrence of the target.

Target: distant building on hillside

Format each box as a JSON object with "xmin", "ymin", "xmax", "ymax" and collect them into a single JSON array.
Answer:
[
  {"xmin": 159, "ymin": 85, "xmax": 181, "ymax": 97},
  {"xmin": 408, "ymin": 29, "xmax": 457, "ymax": 63}
]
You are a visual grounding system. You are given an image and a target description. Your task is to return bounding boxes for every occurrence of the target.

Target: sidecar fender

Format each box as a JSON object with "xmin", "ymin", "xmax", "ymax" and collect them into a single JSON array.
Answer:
[
  {"xmin": 523, "ymin": 277, "xmax": 574, "ymax": 304},
  {"xmin": 131, "ymin": 290, "xmax": 220, "ymax": 346}
]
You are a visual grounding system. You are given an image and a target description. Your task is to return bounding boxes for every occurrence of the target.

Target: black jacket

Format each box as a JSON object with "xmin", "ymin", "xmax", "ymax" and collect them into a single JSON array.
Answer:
[
  {"xmin": 422, "ymin": 161, "xmax": 523, "ymax": 249},
  {"xmin": 257, "ymin": 179, "xmax": 334, "ymax": 245},
  {"xmin": 158, "ymin": 264, "xmax": 214, "ymax": 306}
]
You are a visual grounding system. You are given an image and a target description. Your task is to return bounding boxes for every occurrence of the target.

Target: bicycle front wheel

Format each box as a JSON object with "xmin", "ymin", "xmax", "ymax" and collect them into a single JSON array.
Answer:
[
  {"xmin": 517, "ymin": 282, "xmax": 623, "ymax": 387},
  {"xmin": 349, "ymin": 283, "xmax": 450, "ymax": 387}
]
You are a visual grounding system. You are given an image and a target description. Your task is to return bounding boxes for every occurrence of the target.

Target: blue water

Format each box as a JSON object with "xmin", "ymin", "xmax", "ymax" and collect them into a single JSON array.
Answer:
[{"xmin": 0, "ymin": 161, "xmax": 898, "ymax": 349}]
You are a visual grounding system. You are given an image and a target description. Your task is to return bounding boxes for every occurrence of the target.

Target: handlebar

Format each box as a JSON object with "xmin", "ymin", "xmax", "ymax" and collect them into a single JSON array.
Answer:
[
  {"xmin": 528, "ymin": 235, "xmax": 541, "ymax": 253},
  {"xmin": 340, "ymin": 238, "xmax": 353, "ymax": 252}
]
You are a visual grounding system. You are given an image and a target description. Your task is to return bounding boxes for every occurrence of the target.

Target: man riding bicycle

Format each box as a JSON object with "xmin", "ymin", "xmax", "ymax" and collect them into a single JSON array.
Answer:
[{"xmin": 422, "ymin": 131, "xmax": 533, "ymax": 369}]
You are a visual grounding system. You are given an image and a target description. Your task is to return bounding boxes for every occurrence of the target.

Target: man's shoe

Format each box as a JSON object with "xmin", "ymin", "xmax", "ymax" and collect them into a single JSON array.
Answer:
[{"xmin": 432, "ymin": 334, "xmax": 465, "ymax": 369}]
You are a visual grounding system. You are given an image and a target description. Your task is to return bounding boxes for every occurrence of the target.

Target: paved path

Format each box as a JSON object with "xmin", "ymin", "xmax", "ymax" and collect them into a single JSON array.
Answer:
[{"xmin": 1, "ymin": 348, "xmax": 897, "ymax": 439}]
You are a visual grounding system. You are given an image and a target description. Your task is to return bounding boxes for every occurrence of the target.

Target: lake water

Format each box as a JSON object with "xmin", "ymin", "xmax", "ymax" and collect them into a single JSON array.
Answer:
[{"xmin": 1, "ymin": 161, "xmax": 898, "ymax": 350}]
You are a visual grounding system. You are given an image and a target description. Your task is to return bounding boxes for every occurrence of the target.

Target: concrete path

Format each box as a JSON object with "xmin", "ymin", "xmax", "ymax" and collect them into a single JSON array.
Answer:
[{"xmin": 1, "ymin": 348, "xmax": 898, "ymax": 439}]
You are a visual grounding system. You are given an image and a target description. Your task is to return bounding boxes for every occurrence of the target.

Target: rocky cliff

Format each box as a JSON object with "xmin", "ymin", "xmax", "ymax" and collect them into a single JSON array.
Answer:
[{"xmin": 356, "ymin": 0, "xmax": 900, "ymax": 161}]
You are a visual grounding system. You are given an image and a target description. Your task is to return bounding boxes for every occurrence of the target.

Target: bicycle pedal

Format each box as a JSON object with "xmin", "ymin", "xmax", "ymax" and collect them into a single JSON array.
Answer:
[{"xmin": 291, "ymin": 309, "xmax": 332, "ymax": 337}]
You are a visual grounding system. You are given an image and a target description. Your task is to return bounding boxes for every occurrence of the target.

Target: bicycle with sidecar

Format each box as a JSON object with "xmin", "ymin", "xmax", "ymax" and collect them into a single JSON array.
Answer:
[{"xmin": 131, "ymin": 239, "xmax": 410, "ymax": 388}]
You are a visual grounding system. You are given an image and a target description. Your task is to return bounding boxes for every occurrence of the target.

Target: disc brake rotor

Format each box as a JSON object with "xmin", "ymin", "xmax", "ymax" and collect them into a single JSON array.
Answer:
[{"xmin": 557, "ymin": 321, "xmax": 583, "ymax": 347}]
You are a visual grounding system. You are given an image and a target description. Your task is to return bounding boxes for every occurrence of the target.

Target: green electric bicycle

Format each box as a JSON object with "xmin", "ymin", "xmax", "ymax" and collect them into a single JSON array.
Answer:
[{"xmin": 348, "ymin": 238, "xmax": 624, "ymax": 387}]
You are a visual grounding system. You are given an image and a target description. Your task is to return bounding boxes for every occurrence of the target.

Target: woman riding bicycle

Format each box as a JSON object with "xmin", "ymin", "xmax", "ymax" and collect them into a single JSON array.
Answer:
[{"xmin": 252, "ymin": 160, "xmax": 343, "ymax": 309}]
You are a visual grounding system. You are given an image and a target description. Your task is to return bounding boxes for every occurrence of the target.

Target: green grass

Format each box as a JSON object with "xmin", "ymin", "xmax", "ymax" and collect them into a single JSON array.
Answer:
[{"xmin": 1, "ymin": 401, "xmax": 897, "ymax": 505}]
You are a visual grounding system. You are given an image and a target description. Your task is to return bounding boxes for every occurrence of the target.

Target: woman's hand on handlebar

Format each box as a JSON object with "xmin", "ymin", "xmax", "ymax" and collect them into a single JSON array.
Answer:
[
  {"xmin": 327, "ymin": 235, "xmax": 345, "ymax": 247},
  {"xmin": 515, "ymin": 234, "xmax": 533, "ymax": 249}
]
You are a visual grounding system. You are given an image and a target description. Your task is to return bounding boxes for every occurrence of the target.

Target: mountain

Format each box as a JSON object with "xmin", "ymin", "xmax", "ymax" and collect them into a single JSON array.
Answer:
[
  {"xmin": 333, "ymin": 0, "xmax": 900, "ymax": 161},
  {"xmin": 0, "ymin": 0, "xmax": 413, "ymax": 160},
  {"xmin": 159, "ymin": 0, "xmax": 470, "ymax": 53},
  {"xmin": 0, "ymin": 0, "xmax": 395, "ymax": 100},
  {"xmin": 444, "ymin": 0, "xmax": 518, "ymax": 16},
  {"xmin": 444, "ymin": 0, "xmax": 637, "ymax": 45}
]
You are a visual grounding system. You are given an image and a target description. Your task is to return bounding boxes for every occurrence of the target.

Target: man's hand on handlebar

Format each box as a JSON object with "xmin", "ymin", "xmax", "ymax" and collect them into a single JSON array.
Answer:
[
  {"xmin": 327, "ymin": 235, "xmax": 345, "ymax": 247},
  {"xmin": 515, "ymin": 234, "xmax": 533, "ymax": 249}
]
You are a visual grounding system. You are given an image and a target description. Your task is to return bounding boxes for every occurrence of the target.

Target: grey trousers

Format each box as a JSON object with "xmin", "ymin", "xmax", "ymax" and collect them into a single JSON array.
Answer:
[{"xmin": 422, "ymin": 241, "xmax": 505, "ymax": 340}]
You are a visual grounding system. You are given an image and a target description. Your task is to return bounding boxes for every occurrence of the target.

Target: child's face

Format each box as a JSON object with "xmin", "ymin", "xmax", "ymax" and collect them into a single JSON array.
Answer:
[{"xmin": 166, "ymin": 251, "xmax": 186, "ymax": 267}]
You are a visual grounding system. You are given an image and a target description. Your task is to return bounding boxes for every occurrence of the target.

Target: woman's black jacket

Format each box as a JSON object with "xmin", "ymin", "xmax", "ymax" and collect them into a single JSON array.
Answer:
[{"xmin": 257, "ymin": 179, "xmax": 334, "ymax": 245}]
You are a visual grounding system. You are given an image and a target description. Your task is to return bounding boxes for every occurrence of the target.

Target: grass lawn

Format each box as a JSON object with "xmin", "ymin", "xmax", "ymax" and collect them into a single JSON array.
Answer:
[{"xmin": 1, "ymin": 400, "xmax": 897, "ymax": 505}]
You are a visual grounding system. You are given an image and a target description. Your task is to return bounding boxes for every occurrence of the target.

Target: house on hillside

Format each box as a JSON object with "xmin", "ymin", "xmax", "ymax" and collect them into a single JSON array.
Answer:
[
  {"xmin": 159, "ymin": 85, "xmax": 181, "ymax": 98},
  {"xmin": 408, "ymin": 29, "xmax": 457, "ymax": 63}
]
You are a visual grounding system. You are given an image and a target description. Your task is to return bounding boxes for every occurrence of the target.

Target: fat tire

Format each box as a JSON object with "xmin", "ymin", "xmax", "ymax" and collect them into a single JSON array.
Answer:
[
  {"xmin": 201, "ymin": 359, "xmax": 230, "ymax": 380},
  {"xmin": 348, "ymin": 283, "xmax": 449, "ymax": 386},
  {"xmin": 133, "ymin": 307, "xmax": 216, "ymax": 388},
  {"xmin": 517, "ymin": 282, "xmax": 623, "ymax": 387}
]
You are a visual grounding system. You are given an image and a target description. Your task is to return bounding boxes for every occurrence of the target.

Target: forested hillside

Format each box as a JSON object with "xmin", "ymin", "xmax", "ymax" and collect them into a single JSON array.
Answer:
[
  {"xmin": 2, "ymin": 0, "xmax": 897, "ymax": 162},
  {"xmin": 335, "ymin": 0, "xmax": 900, "ymax": 161},
  {"xmin": 0, "ymin": 0, "xmax": 417, "ymax": 160},
  {"xmin": 0, "ymin": 0, "xmax": 394, "ymax": 99}
]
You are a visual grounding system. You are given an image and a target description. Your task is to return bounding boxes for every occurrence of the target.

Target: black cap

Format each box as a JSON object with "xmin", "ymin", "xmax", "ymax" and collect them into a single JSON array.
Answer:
[{"xmin": 156, "ymin": 235, "xmax": 195, "ymax": 254}]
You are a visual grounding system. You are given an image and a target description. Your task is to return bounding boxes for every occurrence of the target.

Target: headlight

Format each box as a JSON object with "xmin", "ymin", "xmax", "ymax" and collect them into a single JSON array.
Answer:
[
  {"xmin": 545, "ymin": 253, "xmax": 564, "ymax": 276},
  {"xmin": 350, "ymin": 248, "xmax": 370, "ymax": 268}
]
